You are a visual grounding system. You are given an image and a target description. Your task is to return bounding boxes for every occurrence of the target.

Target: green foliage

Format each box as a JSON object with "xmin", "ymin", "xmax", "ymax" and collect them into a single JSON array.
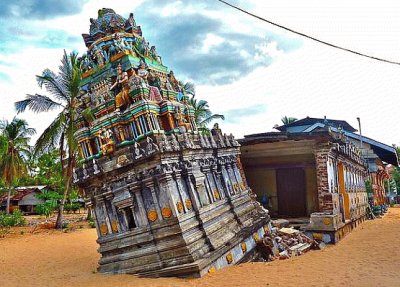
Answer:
[
  {"xmin": 35, "ymin": 189, "xmax": 62, "ymax": 218},
  {"xmin": 0, "ymin": 210, "xmax": 26, "ymax": 227},
  {"xmin": 15, "ymin": 50, "xmax": 83, "ymax": 229},
  {"xmin": 88, "ymin": 219, "xmax": 96, "ymax": 228},
  {"xmin": 34, "ymin": 203, "xmax": 56, "ymax": 218},
  {"xmin": 0, "ymin": 118, "xmax": 36, "ymax": 213},
  {"xmin": 391, "ymin": 166, "xmax": 400, "ymax": 193},
  {"xmin": 189, "ymin": 95, "xmax": 224, "ymax": 132},
  {"xmin": 34, "ymin": 151, "xmax": 63, "ymax": 188},
  {"xmin": 281, "ymin": 116, "xmax": 298, "ymax": 125},
  {"xmin": 365, "ymin": 180, "xmax": 372, "ymax": 193},
  {"xmin": 64, "ymin": 202, "xmax": 80, "ymax": 213}
]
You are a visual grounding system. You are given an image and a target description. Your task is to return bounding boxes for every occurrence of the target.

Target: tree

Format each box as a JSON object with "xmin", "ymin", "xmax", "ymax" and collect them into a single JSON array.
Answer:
[
  {"xmin": 184, "ymin": 83, "xmax": 224, "ymax": 133},
  {"xmin": 0, "ymin": 118, "xmax": 36, "ymax": 214},
  {"xmin": 281, "ymin": 116, "xmax": 298, "ymax": 125},
  {"xmin": 15, "ymin": 50, "xmax": 82, "ymax": 229}
]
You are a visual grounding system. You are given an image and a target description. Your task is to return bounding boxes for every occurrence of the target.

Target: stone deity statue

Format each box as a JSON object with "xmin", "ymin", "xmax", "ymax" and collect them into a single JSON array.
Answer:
[
  {"xmin": 125, "ymin": 13, "xmax": 136, "ymax": 29},
  {"xmin": 137, "ymin": 60, "xmax": 149, "ymax": 83},
  {"xmin": 110, "ymin": 63, "xmax": 130, "ymax": 111}
]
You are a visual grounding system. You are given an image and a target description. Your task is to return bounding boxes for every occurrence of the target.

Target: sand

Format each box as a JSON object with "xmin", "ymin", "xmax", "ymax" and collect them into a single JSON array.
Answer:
[{"xmin": 1, "ymin": 209, "xmax": 400, "ymax": 287}]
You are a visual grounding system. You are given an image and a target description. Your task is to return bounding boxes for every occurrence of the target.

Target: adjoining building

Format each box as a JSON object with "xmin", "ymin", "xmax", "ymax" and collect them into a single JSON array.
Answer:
[
  {"xmin": 0, "ymin": 186, "xmax": 48, "ymax": 214},
  {"xmin": 240, "ymin": 117, "xmax": 398, "ymax": 243}
]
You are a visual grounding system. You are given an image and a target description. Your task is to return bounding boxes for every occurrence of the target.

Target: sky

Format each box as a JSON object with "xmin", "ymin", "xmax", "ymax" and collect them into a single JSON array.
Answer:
[{"xmin": 0, "ymin": 0, "xmax": 400, "ymax": 147}]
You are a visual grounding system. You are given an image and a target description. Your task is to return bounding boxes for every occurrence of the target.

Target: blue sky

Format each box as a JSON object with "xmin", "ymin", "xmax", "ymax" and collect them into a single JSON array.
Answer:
[{"xmin": 1, "ymin": 0, "xmax": 400, "ymax": 147}]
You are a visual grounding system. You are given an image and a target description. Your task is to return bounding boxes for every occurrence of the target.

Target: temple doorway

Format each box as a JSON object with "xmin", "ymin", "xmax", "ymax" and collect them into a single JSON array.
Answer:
[{"xmin": 276, "ymin": 168, "xmax": 307, "ymax": 217}]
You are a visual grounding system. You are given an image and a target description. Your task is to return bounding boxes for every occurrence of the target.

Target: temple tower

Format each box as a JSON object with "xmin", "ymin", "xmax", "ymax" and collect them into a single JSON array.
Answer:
[{"xmin": 73, "ymin": 8, "xmax": 270, "ymax": 277}]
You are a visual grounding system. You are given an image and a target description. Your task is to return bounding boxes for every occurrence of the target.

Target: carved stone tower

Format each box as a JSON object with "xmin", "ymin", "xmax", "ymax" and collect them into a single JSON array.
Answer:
[{"xmin": 73, "ymin": 8, "xmax": 270, "ymax": 277}]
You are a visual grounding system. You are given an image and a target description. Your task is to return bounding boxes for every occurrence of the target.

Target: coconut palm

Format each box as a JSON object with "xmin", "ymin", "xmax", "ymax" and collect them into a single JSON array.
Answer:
[
  {"xmin": 184, "ymin": 83, "xmax": 224, "ymax": 132},
  {"xmin": 0, "ymin": 117, "xmax": 36, "ymax": 214},
  {"xmin": 189, "ymin": 97, "xmax": 225, "ymax": 130},
  {"xmin": 281, "ymin": 116, "xmax": 298, "ymax": 125},
  {"xmin": 15, "ymin": 50, "xmax": 82, "ymax": 228}
]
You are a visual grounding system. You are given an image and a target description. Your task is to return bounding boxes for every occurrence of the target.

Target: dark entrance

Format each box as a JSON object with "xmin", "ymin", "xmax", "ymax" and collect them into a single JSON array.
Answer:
[{"xmin": 276, "ymin": 168, "xmax": 307, "ymax": 217}]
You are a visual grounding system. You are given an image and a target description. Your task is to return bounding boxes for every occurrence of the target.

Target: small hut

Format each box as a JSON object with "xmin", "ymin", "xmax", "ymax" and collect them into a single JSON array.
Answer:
[{"xmin": 0, "ymin": 186, "xmax": 48, "ymax": 214}]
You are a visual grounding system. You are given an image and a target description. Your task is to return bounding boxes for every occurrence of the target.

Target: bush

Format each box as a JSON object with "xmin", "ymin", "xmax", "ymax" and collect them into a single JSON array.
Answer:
[
  {"xmin": 88, "ymin": 219, "xmax": 96, "ymax": 228},
  {"xmin": 64, "ymin": 203, "xmax": 81, "ymax": 213},
  {"xmin": 0, "ymin": 210, "xmax": 26, "ymax": 227},
  {"xmin": 34, "ymin": 202, "xmax": 56, "ymax": 218}
]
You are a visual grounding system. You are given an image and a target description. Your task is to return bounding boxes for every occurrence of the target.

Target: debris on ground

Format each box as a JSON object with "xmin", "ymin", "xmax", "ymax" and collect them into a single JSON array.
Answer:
[
  {"xmin": 271, "ymin": 219, "xmax": 290, "ymax": 228},
  {"xmin": 256, "ymin": 226, "xmax": 324, "ymax": 262}
]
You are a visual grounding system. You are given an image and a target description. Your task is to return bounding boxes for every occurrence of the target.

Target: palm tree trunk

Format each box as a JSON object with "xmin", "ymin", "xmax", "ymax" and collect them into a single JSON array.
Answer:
[
  {"xmin": 55, "ymin": 148, "xmax": 75, "ymax": 229},
  {"xmin": 6, "ymin": 185, "xmax": 12, "ymax": 214},
  {"xmin": 55, "ymin": 178, "xmax": 70, "ymax": 229}
]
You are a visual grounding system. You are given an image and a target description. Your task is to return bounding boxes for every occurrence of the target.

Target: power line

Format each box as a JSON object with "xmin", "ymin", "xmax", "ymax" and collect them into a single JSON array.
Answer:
[{"xmin": 216, "ymin": 0, "xmax": 400, "ymax": 66}]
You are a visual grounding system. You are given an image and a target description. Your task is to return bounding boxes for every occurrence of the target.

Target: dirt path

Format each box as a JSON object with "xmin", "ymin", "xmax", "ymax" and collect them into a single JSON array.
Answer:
[{"xmin": 1, "ymin": 209, "xmax": 400, "ymax": 287}]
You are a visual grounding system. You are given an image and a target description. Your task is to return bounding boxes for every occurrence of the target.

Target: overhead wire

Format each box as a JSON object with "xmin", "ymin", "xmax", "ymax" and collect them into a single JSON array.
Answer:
[{"xmin": 216, "ymin": 0, "xmax": 400, "ymax": 66}]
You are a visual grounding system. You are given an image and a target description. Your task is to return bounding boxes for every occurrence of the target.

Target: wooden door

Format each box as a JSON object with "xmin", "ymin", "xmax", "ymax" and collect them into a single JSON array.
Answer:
[{"xmin": 276, "ymin": 168, "xmax": 307, "ymax": 217}]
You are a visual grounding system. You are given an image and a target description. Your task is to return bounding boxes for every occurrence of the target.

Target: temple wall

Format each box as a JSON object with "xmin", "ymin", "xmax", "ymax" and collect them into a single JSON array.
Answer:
[{"xmin": 75, "ymin": 132, "xmax": 269, "ymax": 277}]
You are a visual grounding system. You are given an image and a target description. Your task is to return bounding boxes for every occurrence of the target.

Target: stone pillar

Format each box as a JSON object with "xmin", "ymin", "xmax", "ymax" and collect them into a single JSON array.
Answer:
[
  {"xmin": 142, "ymin": 177, "xmax": 163, "ymax": 223},
  {"xmin": 130, "ymin": 183, "xmax": 149, "ymax": 227},
  {"xmin": 158, "ymin": 172, "xmax": 180, "ymax": 217},
  {"xmin": 314, "ymin": 142, "xmax": 332, "ymax": 213}
]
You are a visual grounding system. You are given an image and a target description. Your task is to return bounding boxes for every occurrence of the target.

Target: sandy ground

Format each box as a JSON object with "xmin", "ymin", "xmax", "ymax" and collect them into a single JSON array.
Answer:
[{"xmin": 1, "ymin": 209, "xmax": 400, "ymax": 287}]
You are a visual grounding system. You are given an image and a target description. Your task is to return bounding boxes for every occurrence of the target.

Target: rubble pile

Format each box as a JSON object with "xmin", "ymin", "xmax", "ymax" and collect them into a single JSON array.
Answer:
[{"xmin": 256, "ymin": 226, "xmax": 324, "ymax": 261}]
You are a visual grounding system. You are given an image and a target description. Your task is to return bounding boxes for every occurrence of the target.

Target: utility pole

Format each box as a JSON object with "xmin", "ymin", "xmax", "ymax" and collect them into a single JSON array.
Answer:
[{"xmin": 357, "ymin": 117, "xmax": 363, "ymax": 149}]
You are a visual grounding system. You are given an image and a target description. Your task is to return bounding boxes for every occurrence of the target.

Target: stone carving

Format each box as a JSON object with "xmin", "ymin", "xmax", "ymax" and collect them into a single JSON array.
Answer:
[
  {"xmin": 145, "ymin": 136, "xmax": 159, "ymax": 155},
  {"xmin": 124, "ymin": 12, "xmax": 136, "ymax": 29},
  {"xmin": 150, "ymin": 46, "xmax": 162, "ymax": 64},
  {"xmin": 92, "ymin": 45, "xmax": 107, "ymax": 66},
  {"xmin": 133, "ymin": 141, "xmax": 144, "ymax": 159},
  {"xmin": 170, "ymin": 133, "xmax": 180, "ymax": 151},
  {"xmin": 82, "ymin": 164, "xmax": 89, "ymax": 179},
  {"xmin": 75, "ymin": 7, "xmax": 269, "ymax": 279},
  {"xmin": 99, "ymin": 128, "xmax": 115, "ymax": 155},
  {"xmin": 93, "ymin": 158, "xmax": 101, "ymax": 174},
  {"xmin": 73, "ymin": 168, "xmax": 78, "ymax": 183},
  {"xmin": 110, "ymin": 63, "xmax": 130, "ymax": 111},
  {"xmin": 168, "ymin": 70, "xmax": 180, "ymax": 91},
  {"xmin": 158, "ymin": 133, "xmax": 172, "ymax": 152},
  {"xmin": 175, "ymin": 107, "xmax": 192, "ymax": 132},
  {"xmin": 137, "ymin": 59, "xmax": 149, "ymax": 83}
]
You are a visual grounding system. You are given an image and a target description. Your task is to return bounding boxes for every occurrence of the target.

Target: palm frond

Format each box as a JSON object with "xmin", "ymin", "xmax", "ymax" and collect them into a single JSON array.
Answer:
[
  {"xmin": 34, "ymin": 112, "xmax": 65, "ymax": 156},
  {"xmin": 15, "ymin": 94, "xmax": 63, "ymax": 114},
  {"xmin": 183, "ymin": 82, "xmax": 195, "ymax": 96},
  {"xmin": 199, "ymin": 114, "xmax": 225, "ymax": 127},
  {"xmin": 37, "ymin": 69, "xmax": 69, "ymax": 103}
]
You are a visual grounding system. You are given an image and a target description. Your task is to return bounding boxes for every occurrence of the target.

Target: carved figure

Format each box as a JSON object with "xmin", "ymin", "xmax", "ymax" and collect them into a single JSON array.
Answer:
[
  {"xmin": 168, "ymin": 71, "xmax": 180, "ymax": 91},
  {"xmin": 110, "ymin": 63, "xmax": 130, "ymax": 111},
  {"xmin": 211, "ymin": 123, "xmax": 222, "ymax": 137},
  {"xmin": 150, "ymin": 46, "xmax": 162, "ymax": 64},
  {"xmin": 99, "ymin": 128, "xmax": 115, "ymax": 155},
  {"xmin": 175, "ymin": 107, "xmax": 192, "ymax": 132},
  {"xmin": 137, "ymin": 37, "xmax": 150, "ymax": 56},
  {"xmin": 89, "ymin": 18, "xmax": 103, "ymax": 35},
  {"xmin": 125, "ymin": 13, "xmax": 136, "ymax": 29},
  {"xmin": 92, "ymin": 46, "xmax": 106, "ymax": 66},
  {"xmin": 129, "ymin": 69, "xmax": 147, "ymax": 90},
  {"xmin": 137, "ymin": 59, "xmax": 149, "ymax": 83},
  {"xmin": 165, "ymin": 78, "xmax": 173, "ymax": 91}
]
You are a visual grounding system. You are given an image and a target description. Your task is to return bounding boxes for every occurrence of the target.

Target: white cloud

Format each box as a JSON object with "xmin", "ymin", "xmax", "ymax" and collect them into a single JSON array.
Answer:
[{"xmin": 1, "ymin": 0, "xmax": 400, "ymax": 149}]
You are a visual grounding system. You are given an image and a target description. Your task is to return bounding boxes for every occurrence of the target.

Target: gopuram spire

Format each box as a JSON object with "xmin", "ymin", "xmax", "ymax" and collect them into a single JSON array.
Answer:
[{"xmin": 73, "ymin": 8, "xmax": 270, "ymax": 277}]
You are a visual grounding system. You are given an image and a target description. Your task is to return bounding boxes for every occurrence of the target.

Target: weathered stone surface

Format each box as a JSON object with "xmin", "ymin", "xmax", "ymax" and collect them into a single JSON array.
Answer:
[{"xmin": 75, "ymin": 133, "xmax": 269, "ymax": 277}]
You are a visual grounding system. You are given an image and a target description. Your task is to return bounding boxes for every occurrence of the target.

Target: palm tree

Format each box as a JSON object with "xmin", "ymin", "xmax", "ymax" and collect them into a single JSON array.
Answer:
[
  {"xmin": 0, "ymin": 117, "xmax": 36, "ymax": 214},
  {"xmin": 15, "ymin": 50, "xmax": 82, "ymax": 228},
  {"xmin": 184, "ymin": 83, "xmax": 224, "ymax": 132},
  {"xmin": 281, "ymin": 116, "xmax": 298, "ymax": 125}
]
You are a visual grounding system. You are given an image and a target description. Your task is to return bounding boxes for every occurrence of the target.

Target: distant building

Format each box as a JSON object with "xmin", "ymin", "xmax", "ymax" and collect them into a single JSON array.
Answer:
[
  {"xmin": 240, "ymin": 117, "xmax": 398, "ymax": 243},
  {"xmin": 0, "ymin": 186, "xmax": 48, "ymax": 214}
]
